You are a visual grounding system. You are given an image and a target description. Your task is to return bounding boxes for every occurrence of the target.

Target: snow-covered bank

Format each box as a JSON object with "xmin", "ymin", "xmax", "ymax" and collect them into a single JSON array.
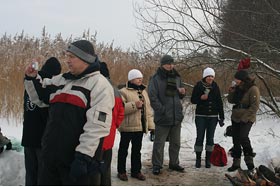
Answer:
[{"xmin": 0, "ymin": 114, "xmax": 279, "ymax": 185}]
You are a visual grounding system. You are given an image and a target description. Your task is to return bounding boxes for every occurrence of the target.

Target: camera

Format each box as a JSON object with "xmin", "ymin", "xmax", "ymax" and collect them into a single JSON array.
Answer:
[
  {"xmin": 204, "ymin": 88, "xmax": 210, "ymax": 95},
  {"xmin": 231, "ymin": 80, "xmax": 236, "ymax": 87},
  {"xmin": 31, "ymin": 61, "xmax": 39, "ymax": 70}
]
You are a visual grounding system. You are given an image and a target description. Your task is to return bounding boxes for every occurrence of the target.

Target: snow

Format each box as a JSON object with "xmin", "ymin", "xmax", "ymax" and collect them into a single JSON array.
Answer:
[{"xmin": 0, "ymin": 109, "xmax": 280, "ymax": 185}]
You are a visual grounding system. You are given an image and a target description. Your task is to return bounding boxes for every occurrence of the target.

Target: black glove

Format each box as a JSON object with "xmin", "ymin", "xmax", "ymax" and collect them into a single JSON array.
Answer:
[
  {"xmin": 150, "ymin": 130, "xmax": 155, "ymax": 142},
  {"xmin": 69, "ymin": 152, "xmax": 92, "ymax": 181},
  {"xmin": 218, "ymin": 119, "xmax": 225, "ymax": 127}
]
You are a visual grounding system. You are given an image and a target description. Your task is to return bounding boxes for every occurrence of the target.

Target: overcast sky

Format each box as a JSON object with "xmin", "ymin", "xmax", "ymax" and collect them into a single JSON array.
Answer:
[{"xmin": 0, "ymin": 0, "xmax": 142, "ymax": 49}]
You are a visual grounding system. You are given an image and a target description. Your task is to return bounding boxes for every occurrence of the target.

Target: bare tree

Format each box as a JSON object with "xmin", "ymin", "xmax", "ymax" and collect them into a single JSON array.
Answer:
[{"xmin": 134, "ymin": 0, "xmax": 280, "ymax": 117}]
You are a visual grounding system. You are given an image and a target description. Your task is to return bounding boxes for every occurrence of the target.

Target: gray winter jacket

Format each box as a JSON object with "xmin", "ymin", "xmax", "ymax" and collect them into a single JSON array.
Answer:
[{"xmin": 148, "ymin": 67, "xmax": 185, "ymax": 126}]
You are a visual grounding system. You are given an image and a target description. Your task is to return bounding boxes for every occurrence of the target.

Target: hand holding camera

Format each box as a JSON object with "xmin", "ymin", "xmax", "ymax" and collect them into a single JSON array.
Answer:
[
  {"xmin": 228, "ymin": 81, "xmax": 237, "ymax": 92},
  {"xmin": 31, "ymin": 61, "xmax": 39, "ymax": 71},
  {"xmin": 25, "ymin": 61, "xmax": 39, "ymax": 78}
]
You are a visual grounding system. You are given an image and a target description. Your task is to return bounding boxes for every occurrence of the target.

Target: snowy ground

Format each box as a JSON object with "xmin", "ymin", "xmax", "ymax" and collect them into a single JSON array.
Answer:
[{"xmin": 0, "ymin": 110, "xmax": 280, "ymax": 185}]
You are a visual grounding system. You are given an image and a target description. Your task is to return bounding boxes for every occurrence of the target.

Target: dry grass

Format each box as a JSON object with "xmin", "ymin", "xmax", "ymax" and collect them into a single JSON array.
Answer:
[
  {"xmin": 1, "ymin": 31, "xmax": 279, "ymax": 121},
  {"xmin": 0, "ymin": 31, "xmax": 158, "ymax": 121}
]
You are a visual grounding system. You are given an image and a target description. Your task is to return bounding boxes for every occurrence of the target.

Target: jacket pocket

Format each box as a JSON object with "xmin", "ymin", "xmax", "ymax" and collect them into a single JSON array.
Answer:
[{"xmin": 92, "ymin": 106, "xmax": 112, "ymax": 128}]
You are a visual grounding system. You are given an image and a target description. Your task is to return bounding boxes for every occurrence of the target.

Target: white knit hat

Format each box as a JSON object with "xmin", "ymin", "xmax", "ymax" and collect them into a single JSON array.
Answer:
[
  {"xmin": 128, "ymin": 69, "xmax": 143, "ymax": 81},
  {"xmin": 203, "ymin": 67, "xmax": 215, "ymax": 78}
]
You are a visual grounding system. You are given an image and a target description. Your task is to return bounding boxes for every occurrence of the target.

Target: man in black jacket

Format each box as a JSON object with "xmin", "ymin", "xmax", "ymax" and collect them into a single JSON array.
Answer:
[
  {"xmin": 148, "ymin": 55, "xmax": 186, "ymax": 175},
  {"xmin": 22, "ymin": 57, "xmax": 61, "ymax": 185}
]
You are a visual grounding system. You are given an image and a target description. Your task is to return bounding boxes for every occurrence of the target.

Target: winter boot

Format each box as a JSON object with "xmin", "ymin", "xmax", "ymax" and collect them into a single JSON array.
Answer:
[
  {"xmin": 205, "ymin": 151, "xmax": 212, "ymax": 168},
  {"xmin": 244, "ymin": 156, "xmax": 255, "ymax": 170},
  {"xmin": 227, "ymin": 158, "xmax": 241, "ymax": 172},
  {"xmin": 195, "ymin": 152, "xmax": 202, "ymax": 168},
  {"xmin": 6, "ymin": 142, "xmax": 12, "ymax": 150}
]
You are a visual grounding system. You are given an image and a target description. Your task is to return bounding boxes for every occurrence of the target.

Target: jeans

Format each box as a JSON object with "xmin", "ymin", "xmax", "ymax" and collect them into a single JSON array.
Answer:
[{"xmin": 194, "ymin": 116, "xmax": 218, "ymax": 152}]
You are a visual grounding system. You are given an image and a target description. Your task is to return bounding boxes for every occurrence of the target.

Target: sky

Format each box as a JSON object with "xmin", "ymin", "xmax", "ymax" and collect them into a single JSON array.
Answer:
[
  {"xmin": 0, "ymin": 0, "xmax": 143, "ymax": 50},
  {"xmin": 1, "ymin": 107, "xmax": 280, "ymax": 185}
]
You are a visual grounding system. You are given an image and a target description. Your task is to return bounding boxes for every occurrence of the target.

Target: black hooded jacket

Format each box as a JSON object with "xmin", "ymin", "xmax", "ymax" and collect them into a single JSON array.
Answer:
[{"xmin": 22, "ymin": 57, "xmax": 61, "ymax": 148}]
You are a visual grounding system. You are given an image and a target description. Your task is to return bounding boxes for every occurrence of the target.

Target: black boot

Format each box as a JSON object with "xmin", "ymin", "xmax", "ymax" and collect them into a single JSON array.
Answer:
[
  {"xmin": 6, "ymin": 142, "xmax": 12, "ymax": 150},
  {"xmin": 205, "ymin": 151, "xmax": 212, "ymax": 168},
  {"xmin": 244, "ymin": 156, "xmax": 255, "ymax": 170},
  {"xmin": 227, "ymin": 158, "xmax": 241, "ymax": 172},
  {"xmin": 195, "ymin": 152, "xmax": 201, "ymax": 168}
]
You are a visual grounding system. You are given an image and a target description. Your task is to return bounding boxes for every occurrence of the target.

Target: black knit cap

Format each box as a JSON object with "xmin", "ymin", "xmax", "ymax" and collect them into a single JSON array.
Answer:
[
  {"xmin": 66, "ymin": 40, "xmax": 96, "ymax": 64},
  {"xmin": 234, "ymin": 70, "xmax": 249, "ymax": 81},
  {"xmin": 160, "ymin": 55, "xmax": 174, "ymax": 65},
  {"xmin": 41, "ymin": 57, "xmax": 61, "ymax": 76}
]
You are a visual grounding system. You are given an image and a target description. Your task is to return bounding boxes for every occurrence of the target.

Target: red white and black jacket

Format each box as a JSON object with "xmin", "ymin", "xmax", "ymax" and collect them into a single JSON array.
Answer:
[{"xmin": 24, "ymin": 64, "xmax": 114, "ymax": 164}]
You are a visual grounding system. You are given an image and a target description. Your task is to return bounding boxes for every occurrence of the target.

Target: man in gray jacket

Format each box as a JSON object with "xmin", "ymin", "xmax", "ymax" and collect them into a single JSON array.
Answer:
[{"xmin": 148, "ymin": 55, "xmax": 186, "ymax": 175}]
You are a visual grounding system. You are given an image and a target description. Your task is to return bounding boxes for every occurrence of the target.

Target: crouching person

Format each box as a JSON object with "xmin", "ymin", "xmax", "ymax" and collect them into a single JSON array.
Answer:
[
  {"xmin": 24, "ymin": 40, "xmax": 114, "ymax": 185},
  {"xmin": 0, "ymin": 127, "xmax": 12, "ymax": 153}
]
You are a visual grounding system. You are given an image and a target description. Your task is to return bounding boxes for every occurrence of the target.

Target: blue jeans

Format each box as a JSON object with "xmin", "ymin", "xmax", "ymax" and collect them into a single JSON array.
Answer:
[{"xmin": 194, "ymin": 116, "xmax": 218, "ymax": 152}]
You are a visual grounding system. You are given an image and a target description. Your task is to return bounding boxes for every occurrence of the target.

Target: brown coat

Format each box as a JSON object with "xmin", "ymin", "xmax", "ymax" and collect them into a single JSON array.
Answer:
[
  {"xmin": 228, "ymin": 85, "xmax": 260, "ymax": 123},
  {"xmin": 118, "ymin": 85, "xmax": 155, "ymax": 133}
]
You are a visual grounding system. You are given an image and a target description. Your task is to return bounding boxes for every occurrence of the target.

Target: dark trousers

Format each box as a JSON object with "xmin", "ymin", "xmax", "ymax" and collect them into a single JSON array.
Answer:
[
  {"xmin": 231, "ymin": 121, "xmax": 253, "ymax": 158},
  {"xmin": 100, "ymin": 149, "xmax": 112, "ymax": 186},
  {"xmin": 117, "ymin": 131, "xmax": 143, "ymax": 174},
  {"xmin": 38, "ymin": 158, "xmax": 101, "ymax": 185},
  {"xmin": 24, "ymin": 147, "xmax": 42, "ymax": 186},
  {"xmin": 152, "ymin": 124, "xmax": 181, "ymax": 168},
  {"xmin": 194, "ymin": 116, "xmax": 218, "ymax": 152}
]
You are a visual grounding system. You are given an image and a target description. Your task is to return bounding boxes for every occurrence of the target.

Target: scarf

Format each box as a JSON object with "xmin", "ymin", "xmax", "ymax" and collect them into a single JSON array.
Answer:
[
  {"xmin": 127, "ymin": 82, "xmax": 146, "ymax": 132},
  {"xmin": 201, "ymin": 79, "xmax": 213, "ymax": 95},
  {"xmin": 157, "ymin": 67, "xmax": 180, "ymax": 97},
  {"xmin": 165, "ymin": 70, "xmax": 177, "ymax": 97}
]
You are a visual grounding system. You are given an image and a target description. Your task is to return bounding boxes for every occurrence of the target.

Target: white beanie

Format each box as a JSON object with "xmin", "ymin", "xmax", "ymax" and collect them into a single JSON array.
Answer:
[
  {"xmin": 203, "ymin": 67, "xmax": 215, "ymax": 78},
  {"xmin": 128, "ymin": 69, "xmax": 143, "ymax": 81}
]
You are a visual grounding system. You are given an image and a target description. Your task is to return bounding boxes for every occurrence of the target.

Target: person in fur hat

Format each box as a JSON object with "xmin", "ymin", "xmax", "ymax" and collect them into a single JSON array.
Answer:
[
  {"xmin": 227, "ymin": 70, "xmax": 260, "ymax": 175},
  {"xmin": 22, "ymin": 57, "xmax": 61, "ymax": 185}
]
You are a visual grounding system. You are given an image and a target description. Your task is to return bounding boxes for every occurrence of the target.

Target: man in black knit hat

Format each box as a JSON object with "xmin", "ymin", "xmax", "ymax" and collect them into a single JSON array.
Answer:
[
  {"xmin": 148, "ymin": 54, "xmax": 186, "ymax": 175},
  {"xmin": 24, "ymin": 40, "xmax": 114, "ymax": 185},
  {"xmin": 22, "ymin": 57, "xmax": 61, "ymax": 185}
]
